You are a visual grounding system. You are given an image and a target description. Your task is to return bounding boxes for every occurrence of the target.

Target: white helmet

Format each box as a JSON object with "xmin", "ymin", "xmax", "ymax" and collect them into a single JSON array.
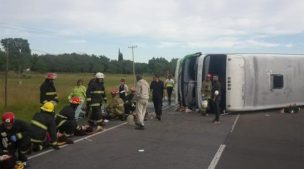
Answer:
[
  {"xmin": 201, "ymin": 100, "xmax": 208, "ymax": 108},
  {"xmin": 95, "ymin": 72, "xmax": 104, "ymax": 79},
  {"xmin": 214, "ymin": 90, "xmax": 219, "ymax": 96}
]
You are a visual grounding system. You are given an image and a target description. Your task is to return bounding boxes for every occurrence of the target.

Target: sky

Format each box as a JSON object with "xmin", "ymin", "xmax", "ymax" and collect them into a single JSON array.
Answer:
[{"xmin": 0, "ymin": 0, "xmax": 303, "ymax": 62}]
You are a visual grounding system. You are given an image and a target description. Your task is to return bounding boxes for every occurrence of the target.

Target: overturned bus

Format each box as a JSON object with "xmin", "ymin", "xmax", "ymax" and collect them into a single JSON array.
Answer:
[{"xmin": 175, "ymin": 52, "xmax": 304, "ymax": 112}]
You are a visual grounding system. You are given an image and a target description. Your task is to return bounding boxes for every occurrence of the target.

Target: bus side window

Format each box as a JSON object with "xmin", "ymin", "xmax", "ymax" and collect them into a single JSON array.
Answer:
[{"xmin": 271, "ymin": 74, "xmax": 284, "ymax": 89}]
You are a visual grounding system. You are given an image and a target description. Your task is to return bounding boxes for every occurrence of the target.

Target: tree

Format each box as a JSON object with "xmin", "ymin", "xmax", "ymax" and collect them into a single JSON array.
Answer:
[
  {"xmin": 118, "ymin": 49, "xmax": 123, "ymax": 61},
  {"xmin": 0, "ymin": 38, "xmax": 31, "ymax": 72}
]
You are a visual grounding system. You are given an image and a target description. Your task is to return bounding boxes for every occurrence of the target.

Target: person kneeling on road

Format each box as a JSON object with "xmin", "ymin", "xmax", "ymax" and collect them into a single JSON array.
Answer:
[
  {"xmin": 31, "ymin": 102, "xmax": 59, "ymax": 151},
  {"xmin": 55, "ymin": 97, "xmax": 83, "ymax": 144},
  {"xmin": 106, "ymin": 90, "xmax": 125, "ymax": 121},
  {"xmin": 0, "ymin": 112, "xmax": 31, "ymax": 168}
]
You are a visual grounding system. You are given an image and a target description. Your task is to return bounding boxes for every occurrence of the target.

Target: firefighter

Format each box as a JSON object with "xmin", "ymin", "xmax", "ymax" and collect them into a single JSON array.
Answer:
[
  {"xmin": 55, "ymin": 97, "xmax": 82, "ymax": 143},
  {"xmin": 31, "ymin": 102, "xmax": 59, "ymax": 151},
  {"xmin": 106, "ymin": 90, "xmax": 125, "ymax": 120},
  {"xmin": 0, "ymin": 112, "xmax": 31, "ymax": 168},
  {"xmin": 40, "ymin": 72, "xmax": 59, "ymax": 105},
  {"xmin": 118, "ymin": 78, "xmax": 129, "ymax": 102},
  {"xmin": 200, "ymin": 74, "xmax": 212, "ymax": 115},
  {"xmin": 86, "ymin": 72, "xmax": 107, "ymax": 131},
  {"xmin": 124, "ymin": 88, "xmax": 136, "ymax": 115}
]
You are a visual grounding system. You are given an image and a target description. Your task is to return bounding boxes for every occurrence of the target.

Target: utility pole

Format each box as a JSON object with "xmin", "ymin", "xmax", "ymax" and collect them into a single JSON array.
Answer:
[
  {"xmin": 4, "ymin": 45, "xmax": 9, "ymax": 108},
  {"xmin": 128, "ymin": 45, "xmax": 137, "ymax": 87}
]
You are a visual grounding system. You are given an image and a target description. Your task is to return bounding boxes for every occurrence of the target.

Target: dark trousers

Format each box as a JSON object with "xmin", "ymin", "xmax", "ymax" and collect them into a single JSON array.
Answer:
[
  {"xmin": 58, "ymin": 120, "xmax": 77, "ymax": 136},
  {"xmin": 15, "ymin": 136, "xmax": 31, "ymax": 162},
  {"xmin": 211, "ymin": 99, "xmax": 220, "ymax": 121},
  {"xmin": 166, "ymin": 87, "xmax": 173, "ymax": 105},
  {"xmin": 153, "ymin": 98, "xmax": 163, "ymax": 117},
  {"xmin": 89, "ymin": 106, "xmax": 102, "ymax": 126}
]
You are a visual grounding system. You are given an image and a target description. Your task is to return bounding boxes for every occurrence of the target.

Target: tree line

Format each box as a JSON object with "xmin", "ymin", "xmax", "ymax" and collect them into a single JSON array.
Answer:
[{"xmin": 0, "ymin": 38, "xmax": 178, "ymax": 76}]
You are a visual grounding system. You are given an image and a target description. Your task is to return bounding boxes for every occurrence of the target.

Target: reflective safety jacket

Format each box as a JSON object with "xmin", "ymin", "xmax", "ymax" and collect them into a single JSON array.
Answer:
[
  {"xmin": 68, "ymin": 85, "xmax": 86, "ymax": 101},
  {"xmin": 40, "ymin": 79, "xmax": 58, "ymax": 104},
  {"xmin": 31, "ymin": 111, "xmax": 57, "ymax": 145},
  {"xmin": 86, "ymin": 79, "xmax": 107, "ymax": 107},
  {"xmin": 201, "ymin": 80, "xmax": 212, "ymax": 100},
  {"xmin": 165, "ymin": 78, "xmax": 175, "ymax": 88}
]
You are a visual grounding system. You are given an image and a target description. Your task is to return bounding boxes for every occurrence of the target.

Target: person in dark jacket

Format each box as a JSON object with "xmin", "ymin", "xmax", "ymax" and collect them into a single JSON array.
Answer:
[
  {"xmin": 0, "ymin": 112, "xmax": 31, "ymax": 168},
  {"xmin": 31, "ymin": 102, "xmax": 59, "ymax": 151},
  {"xmin": 40, "ymin": 73, "xmax": 58, "ymax": 105},
  {"xmin": 124, "ymin": 88, "xmax": 136, "ymax": 115},
  {"xmin": 150, "ymin": 74, "xmax": 165, "ymax": 121},
  {"xmin": 55, "ymin": 97, "xmax": 81, "ymax": 143},
  {"xmin": 86, "ymin": 72, "xmax": 107, "ymax": 131},
  {"xmin": 211, "ymin": 75, "xmax": 221, "ymax": 123}
]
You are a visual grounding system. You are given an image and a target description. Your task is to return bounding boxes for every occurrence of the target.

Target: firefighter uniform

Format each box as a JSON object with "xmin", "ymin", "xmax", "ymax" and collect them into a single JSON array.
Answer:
[
  {"xmin": 56, "ymin": 104, "xmax": 78, "ymax": 137},
  {"xmin": 0, "ymin": 113, "xmax": 31, "ymax": 168},
  {"xmin": 40, "ymin": 79, "xmax": 58, "ymax": 104},
  {"xmin": 86, "ymin": 74, "xmax": 107, "ymax": 127},
  {"xmin": 31, "ymin": 102, "xmax": 58, "ymax": 150},
  {"xmin": 200, "ymin": 76, "xmax": 212, "ymax": 114},
  {"xmin": 106, "ymin": 94, "xmax": 125, "ymax": 120}
]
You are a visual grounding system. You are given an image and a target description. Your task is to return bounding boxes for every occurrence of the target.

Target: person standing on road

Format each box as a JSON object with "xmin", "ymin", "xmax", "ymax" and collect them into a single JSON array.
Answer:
[
  {"xmin": 165, "ymin": 75, "xmax": 175, "ymax": 106},
  {"xmin": 68, "ymin": 79, "xmax": 87, "ymax": 120},
  {"xmin": 40, "ymin": 72, "xmax": 59, "ymax": 105},
  {"xmin": 134, "ymin": 74, "xmax": 150, "ymax": 130},
  {"xmin": 150, "ymin": 74, "xmax": 165, "ymax": 121},
  {"xmin": 86, "ymin": 72, "xmax": 107, "ymax": 131},
  {"xmin": 211, "ymin": 75, "xmax": 221, "ymax": 124},
  {"xmin": 118, "ymin": 78, "xmax": 129, "ymax": 102}
]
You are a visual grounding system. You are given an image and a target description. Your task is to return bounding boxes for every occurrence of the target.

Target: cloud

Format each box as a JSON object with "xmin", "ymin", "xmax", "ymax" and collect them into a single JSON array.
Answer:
[{"xmin": 0, "ymin": 0, "xmax": 303, "ymax": 50}]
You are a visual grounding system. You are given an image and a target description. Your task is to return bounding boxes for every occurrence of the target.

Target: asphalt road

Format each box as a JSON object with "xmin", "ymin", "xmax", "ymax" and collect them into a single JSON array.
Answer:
[{"xmin": 28, "ymin": 105, "xmax": 304, "ymax": 169}]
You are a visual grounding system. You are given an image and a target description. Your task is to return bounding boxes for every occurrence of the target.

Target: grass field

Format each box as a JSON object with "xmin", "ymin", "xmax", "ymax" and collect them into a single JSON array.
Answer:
[{"xmin": 0, "ymin": 72, "xmax": 154, "ymax": 121}]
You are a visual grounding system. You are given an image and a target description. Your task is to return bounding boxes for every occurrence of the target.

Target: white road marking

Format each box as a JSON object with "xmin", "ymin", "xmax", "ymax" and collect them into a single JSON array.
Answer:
[
  {"xmin": 230, "ymin": 114, "xmax": 240, "ymax": 133},
  {"xmin": 207, "ymin": 144, "xmax": 226, "ymax": 169},
  {"xmin": 29, "ymin": 122, "xmax": 127, "ymax": 160}
]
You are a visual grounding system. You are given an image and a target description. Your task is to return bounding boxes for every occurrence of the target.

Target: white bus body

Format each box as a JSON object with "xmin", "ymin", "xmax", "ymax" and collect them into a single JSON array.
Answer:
[{"xmin": 176, "ymin": 53, "xmax": 304, "ymax": 112}]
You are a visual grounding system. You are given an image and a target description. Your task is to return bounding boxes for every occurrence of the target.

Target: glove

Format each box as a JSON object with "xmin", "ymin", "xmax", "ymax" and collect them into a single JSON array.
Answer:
[
  {"xmin": 52, "ymin": 144, "xmax": 60, "ymax": 150},
  {"xmin": 10, "ymin": 135, "xmax": 17, "ymax": 142},
  {"xmin": 0, "ymin": 154, "xmax": 11, "ymax": 161}
]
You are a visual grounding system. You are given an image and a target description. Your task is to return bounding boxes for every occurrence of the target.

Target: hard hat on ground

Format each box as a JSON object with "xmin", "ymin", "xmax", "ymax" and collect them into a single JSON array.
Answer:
[
  {"xmin": 70, "ymin": 97, "xmax": 81, "ymax": 104},
  {"xmin": 46, "ymin": 73, "xmax": 57, "ymax": 80},
  {"xmin": 41, "ymin": 102, "xmax": 55, "ymax": 113},
  {"xmin": 2, "ymin": 112, "xmax": 15, "ymax": 124},
  {"xmin": 95, "ymin": 72, "xmax": 104, "ymax": 79}
]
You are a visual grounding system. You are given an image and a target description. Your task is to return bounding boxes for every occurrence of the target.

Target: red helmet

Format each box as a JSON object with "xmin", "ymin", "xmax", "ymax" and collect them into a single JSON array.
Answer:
[
  {"xmin": 2, "ymin": 112, "xmax": 15, "ymax": 124},
  {"xmin": 46, "ymin": 73, "xmax": 57, "ymax": 80},
  {"xmin": 111, "ymin": 90, "xmax": 118, "ymax": 96},
  {"xmin": 70, "ymin": 97, "xmax": 81, "ymax": 104}
]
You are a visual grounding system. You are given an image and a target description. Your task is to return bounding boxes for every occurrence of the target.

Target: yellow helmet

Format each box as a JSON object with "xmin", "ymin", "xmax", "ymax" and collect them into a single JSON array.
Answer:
[
  {"xmin": 41, "ymin": 102, "xmax": 55, "ymax": 112},
  {"xmin": 14, "ymin": 161, "xmax": 25, "ymax": 169}
]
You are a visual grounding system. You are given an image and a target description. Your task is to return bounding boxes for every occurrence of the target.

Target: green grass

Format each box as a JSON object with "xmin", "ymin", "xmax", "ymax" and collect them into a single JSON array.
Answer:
[{"xmin": 0, "ymin": 72, "xmax": 154, "ymax": 121}]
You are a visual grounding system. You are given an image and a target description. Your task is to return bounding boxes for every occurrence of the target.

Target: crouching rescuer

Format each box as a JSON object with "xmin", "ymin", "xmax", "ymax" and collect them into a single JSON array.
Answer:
[
  {"xmin": 106, "ymin": 90, "xmax": 125, "ymax": 120},
  {"xmin": 31, "ymin": 102, "xmax": 59, "ymax": 151},
  {"xmin": 0, "ymin": 112, "xmax": 31, "ymax": 168},
  {"xmin": 55, "ymin": 97, "xmax": 82, "ymax": 144}
]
